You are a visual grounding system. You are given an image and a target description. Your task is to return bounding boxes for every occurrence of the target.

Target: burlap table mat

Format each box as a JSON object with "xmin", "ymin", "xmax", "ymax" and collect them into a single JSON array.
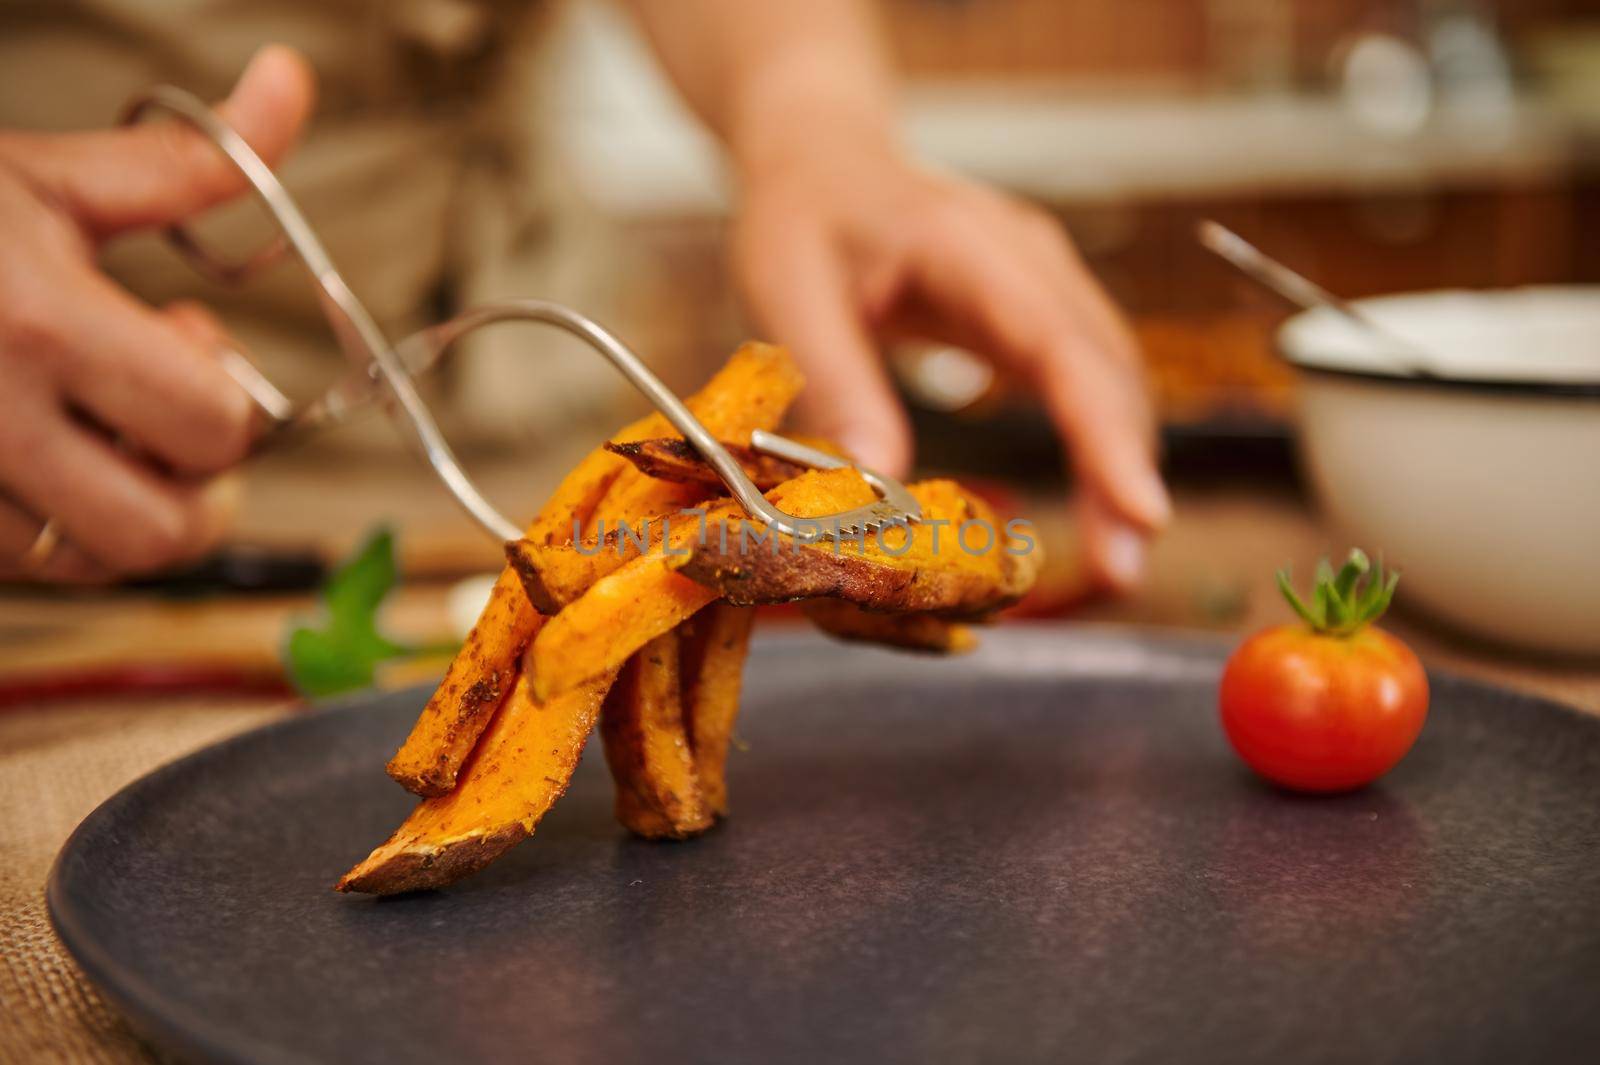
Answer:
[{"xmin": 0, "ymin": 697, "xmax": 292, "ymax": 1064}]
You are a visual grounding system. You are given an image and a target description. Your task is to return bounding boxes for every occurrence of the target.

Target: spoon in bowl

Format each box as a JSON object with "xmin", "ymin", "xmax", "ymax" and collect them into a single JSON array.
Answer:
[{"xmin": 1196, "ymin": 219, "xmax": 1441, "ymax": 379}]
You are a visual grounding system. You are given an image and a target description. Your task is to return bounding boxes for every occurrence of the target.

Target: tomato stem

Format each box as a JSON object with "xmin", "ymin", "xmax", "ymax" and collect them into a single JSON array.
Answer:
[{"xmin": 1276, "ymin": 549, "xmax": 1400, "ymax": 636}]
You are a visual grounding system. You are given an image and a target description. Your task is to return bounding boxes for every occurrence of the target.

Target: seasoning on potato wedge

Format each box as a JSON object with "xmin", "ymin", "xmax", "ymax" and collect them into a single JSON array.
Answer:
[
  {"xmin": 339, "ymin": 343, "xmax": 1037, "ymax": 895},
  {"xmin": 601, "ymin": 629, "xmax": 714, "ymax": 839},
  {"xmin": 604, "ymin": 437, "xmax": 808, "ymax": 492},
  {"xmin": 385, "ymin": 341, "xmax": 803, "ymax": 795},
  {"xmin": 339, "ymin": 668, "xmax": 616, "ymax": 895},
  {"xmin": 678, "ymin": 602, "xmax": 757, "ymax": 815}
]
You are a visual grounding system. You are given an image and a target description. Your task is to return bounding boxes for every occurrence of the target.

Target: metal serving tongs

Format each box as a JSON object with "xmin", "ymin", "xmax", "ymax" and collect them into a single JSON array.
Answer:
[{"xmin": 122, "ymin": 86, "xmax": 919, "ymax": 543}]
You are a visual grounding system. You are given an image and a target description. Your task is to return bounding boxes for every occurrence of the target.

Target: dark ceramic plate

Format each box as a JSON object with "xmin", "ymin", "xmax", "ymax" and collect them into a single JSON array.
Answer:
[{"xmin": 48, "ymin": 627, "xmax": 1600, "ymax": 1065}]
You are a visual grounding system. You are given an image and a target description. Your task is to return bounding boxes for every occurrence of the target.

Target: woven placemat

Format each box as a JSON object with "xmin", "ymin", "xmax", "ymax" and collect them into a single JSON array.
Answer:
[{"xmin": 0, "ymin": 697, "xmax": 291, "ymax": 1064}]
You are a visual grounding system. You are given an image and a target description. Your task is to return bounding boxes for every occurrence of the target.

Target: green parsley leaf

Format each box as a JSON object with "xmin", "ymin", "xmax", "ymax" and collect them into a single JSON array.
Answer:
[{"xmin": 284, "ymin": 528, "xmax": 413, "ymax": 698}]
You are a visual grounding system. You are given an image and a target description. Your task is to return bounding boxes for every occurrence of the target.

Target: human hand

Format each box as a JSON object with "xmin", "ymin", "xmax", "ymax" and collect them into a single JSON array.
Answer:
[
  {"xmin": 731, "ymin": 128, "xmax": 1170, "ymax": 591},
  {"xmin": 0, "ymin": 46, "xmax": 314, "ymax": 583}
]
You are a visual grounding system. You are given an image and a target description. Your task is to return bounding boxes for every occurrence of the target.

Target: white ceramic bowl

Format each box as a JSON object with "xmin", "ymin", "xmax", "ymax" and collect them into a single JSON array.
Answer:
[{"xmin": 1279, "ymin": 287, "xmax": 1600, "ymax": 656}]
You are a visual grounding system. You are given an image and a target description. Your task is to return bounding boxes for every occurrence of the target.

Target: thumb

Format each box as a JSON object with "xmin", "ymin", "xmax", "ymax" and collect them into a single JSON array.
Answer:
[
  {"xmin": 735, "ymin": 223, "xmax": 913, "ymax": 475},
  {"xmin": 29, "ymin": 45, "xmax": 316, "ymax": 237}
]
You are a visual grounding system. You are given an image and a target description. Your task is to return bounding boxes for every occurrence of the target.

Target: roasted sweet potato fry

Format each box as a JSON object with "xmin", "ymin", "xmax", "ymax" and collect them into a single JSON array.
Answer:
[
  {"xmin": 601, "ymin": 630, "xmax": 714, "ymax": 839},
  {"xmin": 521, "ymin": 346, "xmax": 806, "ymax": 612},
  {"xmin": 516, "ymin": 473, "xmax": 837, "ymax": 697},
  {"xmin": 519, "ymin": 469, "xmax": 1036, "ymax": 699},
  {"xmin": 680, "ymin": 602, "xmax": 756, "ymax": 816},
  {"xmin": 386, "ymin": 342, "xmax": 802, "ymax": 795},
  {"xmin": 383, "ymin": 574, "xmax": 542, "ymax": 796},
  {"xmin": 507, "ymin": 516, "xmax": 677, "ymax": 615},
  {"xmin": 605, "ymin": 438, "xmax": 808, "ymax": 492},
  {"xmin": 801, "ymin": 601, "xmax": 978, "ymax": 654},
  {"xmin": 675, "ymin": 472, "xmax": 1039, "ymax": 618},
  {"xmin": 384, "ymin": 470, "xmax": 616, "ymax": 795},
  {"xmin": 525, "ymin": 540, "xmax": 724, "ymax": 701},
  {"xmin": 339, "ymin": 668, "xmax": 617, "ymax": 895},
  {"xmin": 516, "ymin": 435, "xmax": 856, "ymax": 613},
  {"xmin": 583, "ymin": 344, "xmax": 804, "ymax": 528},
  {"xmin": 339, "ymin": 336, "xmax": 1043, "ymax": 894},
  {"xmin": 679, "ymin": 533, "xmax": 1033, "ymax": 617}
]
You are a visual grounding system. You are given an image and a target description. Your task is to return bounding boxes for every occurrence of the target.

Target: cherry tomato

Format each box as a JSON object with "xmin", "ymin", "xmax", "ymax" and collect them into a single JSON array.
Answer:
[{"xmin": 1220, "ymin": 551, "xmax": 1428, "ymax": 793}]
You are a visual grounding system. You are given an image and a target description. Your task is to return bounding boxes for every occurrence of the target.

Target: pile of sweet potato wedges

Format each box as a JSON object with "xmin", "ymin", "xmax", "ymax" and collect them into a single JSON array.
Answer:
[{"xmin": 338, "ymin": 344, "xmax": 1037, "ymax": 894}]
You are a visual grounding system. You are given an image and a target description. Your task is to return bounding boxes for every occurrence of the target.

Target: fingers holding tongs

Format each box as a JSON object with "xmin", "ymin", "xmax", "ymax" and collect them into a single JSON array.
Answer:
[
  {"xmin": 122, "ymin": 84, "xmax": 521, "ymax": 539},
  {"xmin": 125, "ymin": 85, "xmax": 920, "ymax": 545}
]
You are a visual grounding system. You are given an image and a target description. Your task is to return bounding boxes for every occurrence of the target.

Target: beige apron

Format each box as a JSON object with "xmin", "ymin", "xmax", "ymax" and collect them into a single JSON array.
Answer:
[{"xmin": 0, "ymin": 0, "xmax": 633, "ymax": 452}]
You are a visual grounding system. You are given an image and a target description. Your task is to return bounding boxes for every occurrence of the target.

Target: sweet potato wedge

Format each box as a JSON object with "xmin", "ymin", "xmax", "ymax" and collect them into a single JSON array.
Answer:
[
  {"xmin": 507, "ymin": 514, "xmax": 678, "ymax": 615},
  {"xmin": 679, "ymin": 602, "xmax": 756, "ymax": 816},
  {"xmin": 385, "ymin": 342, "xmax": 802, "ymax": 795},
  {"xmin": 600, "ymin": 630, "xmax": 714, "ymax": 839},
  {"xmin": 518, "ymin": 347, "xmax": 806, "ymax": 612},
  {"xmin": 383, "ymin": 571, "xmax": 547, "ymax": 797},
  {"xmin": 801, "ymin": 601, "xmax": 978, "ymax": 654},
  {"xmin": 519, "ymin": 469, "xmax": 1036, "ymax": 698},
  {"xmin": 384, "ymin": 471, "xmax": 615, "ymax": 795},
  {"xmin": 339, "ymin": 667, "xmax": 617, "ymax": 894},
  {"xmin": 514, "ymin": 434, "xmax": 858, "ymax": 613},
  {"xmin": 517, "ymin": 471, "xmax": 846, "ymax": 698},
  {"xmin": 679, "ymin": 533, "xmax": 1034, "ymax": 617},
  {"xmin": 604, "ymin": 438, "xmax": 808, "ymax": 493},
  {"xmin": 674, "ymin": 473, "xmax": 1039, "ymax": 618},
  {"xmin": 581, "ymin": 342, "xmax": 804, "ymax": 533},
  {"xmin": 525, "ymin": 542, "xmax": 724, "ymax": 701}
]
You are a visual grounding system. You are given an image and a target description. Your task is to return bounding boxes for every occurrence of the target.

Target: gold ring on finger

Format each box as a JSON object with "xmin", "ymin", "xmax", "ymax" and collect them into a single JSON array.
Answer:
[{"xmin": 21, "ymin": 517, "xmax": 61, "ymax": 574}]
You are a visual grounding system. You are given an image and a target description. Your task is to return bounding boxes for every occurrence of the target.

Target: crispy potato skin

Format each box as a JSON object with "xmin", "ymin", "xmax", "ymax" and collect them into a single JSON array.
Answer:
[
  {"xmin": 605, "ymin": 438, "xmax": 807, "ymax": 492},
  {"xmin": 680, "ymin": 603, "xmax": 756, "ymax": 816},
  {"xmin": 385, "ymin": 343, "xmax": 801, "ymax": 796},
  {"xmin": 511, "ymin": 348, "xmax": 806, "ymax": 615},
  {"xmin": 340, "ymin": 668, "xmax": 617, "ymax": 895},
  {"xmin": 520, "ymin": 493, "xmax": 762, "ymax": 700},
  {"xmin": 801, "ymin": 601, "xmax": 978, "ymax": 654},
  {"xmin": 521, "ymin": 469, "xmax": 1038, "ymax": 698},
  {"xmin": 383, "ymin": 440, "xmax": 624, "ymax": 795},
  {"xmin": 601, "ymin": 631, "xmax": 714, "ymax": 839},
  {"xmin": 343, "ymin": 342, "xmax": 1049, "ymax": 893},
  {"xmin": 673, "ymin": 473, "xmax": 1038, "ymax": 617},
  {"xmin": 507, "ymin": 540, "xmax": 593, "ymax": 617},
  {"xmin": 506, "ymin": 516, "xmax": 681, "ymax": 616},
  {"xmin": 336, "ymin": 825, "xmax": 528, "ymax": 898},
  {"xmin": 675, "ymin": 538, "xmax": 1028, "ymax": 617},
  {"xmin": 385, "ymin": 573, "xmax": 545, "ymax": 795},
  {"xmin": 507, "ymin": 464, "xmax": 871, "ymax": 618}
]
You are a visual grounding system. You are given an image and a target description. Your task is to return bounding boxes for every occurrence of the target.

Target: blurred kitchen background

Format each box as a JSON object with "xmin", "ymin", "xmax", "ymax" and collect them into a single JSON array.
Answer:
[
  {"xmin": 5, "ymin": 0, "xmax": 1600, "ymax": 697},
  {"xmin": 556, "ymin": 0, "xmax": 1597, "ymax": 453},
  {"xmin": 277, "ymin": 0, "xmax": 1600, "ymax": 601}
]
